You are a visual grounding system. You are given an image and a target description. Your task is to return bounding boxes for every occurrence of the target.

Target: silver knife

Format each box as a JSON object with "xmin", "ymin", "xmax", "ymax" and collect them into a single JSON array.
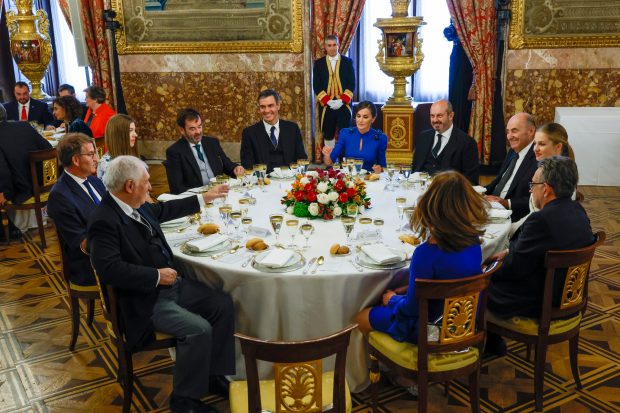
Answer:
[
  {"xmin": 303, "ymin": 257, "xmax": 317, "ymax": 274},
  {"xmin": 241, "ymin": 254, "xmax": 254, "ymax": 268}
]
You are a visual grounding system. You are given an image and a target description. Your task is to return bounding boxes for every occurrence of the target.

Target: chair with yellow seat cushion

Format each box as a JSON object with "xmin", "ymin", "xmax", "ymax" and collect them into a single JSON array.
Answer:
[
  {"xmin": 0, "ymin": 148, "xmax": 58, "ymax": 248},
  {"xmin": 232, "ymin": 324, "xmax": 357, "ymax": 413},
  {"xmin": 92, "ymin": 267, "xmax": 176, "ymax": 413},
  {"xmin": 50, "ymin": 219, "xmax": 100, "ymax": 351},
  {"xmin": 367, "ymin": 261, "xmax": 502, "ymax": 413},
  {"xmin": 487, "ymin": 231, "xmax": 605, "ymax": 412}
]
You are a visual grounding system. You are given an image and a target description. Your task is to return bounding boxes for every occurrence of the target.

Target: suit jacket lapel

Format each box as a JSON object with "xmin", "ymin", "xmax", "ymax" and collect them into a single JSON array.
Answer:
[
  {"xmin": 138, "ymin": 204, "xmax": 172, "ymax": 257},
  {"xmin": 103, "ymin": 194, "xmax": 151, "ymax": 262},
  {"xmin": 181, "ymin": 140, "xmax": 202, "ymax": 182},
  {"xmin": 63, "ymin": 174, "xmax": 95, "ymax": 221},
  {"xmin": 507, "ymin": 146, "xmax": 534, "ymax": 196},
  {"xmin": 439, "ymin": 134, "xmax": 458, "ymax": 167},
  {"xmin": 203, "ymin": 138, "xmax": 222, "ymax": 176}
]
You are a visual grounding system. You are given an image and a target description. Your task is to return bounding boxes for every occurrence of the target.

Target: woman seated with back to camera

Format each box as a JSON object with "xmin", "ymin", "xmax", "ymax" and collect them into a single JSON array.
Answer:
[
  {"xmin": 322, "ymin": 101, "xmax": 387, "ymax": 174},
  {"xmin": 52, "ymin": 96, "xmax": 92, "ymax": 137},
  {"xmin": 355, "ymin": 170, "xmax": 489, "ymax": 343}
]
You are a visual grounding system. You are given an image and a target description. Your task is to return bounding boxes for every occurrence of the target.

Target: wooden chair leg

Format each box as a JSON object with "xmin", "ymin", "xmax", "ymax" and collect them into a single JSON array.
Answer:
[
  {"xmin": 533, "ymin": 342, "xmax": 547, "ymax": 412},
  {"xmin": 117, "ymin": 345, "xmax": 134, "ymax": 413},
  {"xmin": 569, "ymin": 334, "xmax": 582, "ymax": 389},
  {"xmin": 86, "ymin": 299, "xmax": 95, "ymax": 326},
  {"xmin": 417, "ymin": 373, "xmax": 428, "ymax": 413},
  {"xmin": 1, "ymin": 211, "xmax": 11, "ymax": 245},
  {"xmin": 69, "ymin": 295, "xmax": 80, "ymax": 351},
  {"xmin": 468, "ymin": 370, "xmax": 480, "ymax": 413},
  {"xmin": 443, "ymin": 380, "xmax": 450, "ymax": 396},
  {"xmin": 369, "ymin": 354, "xmax": 380, "ymax": 413},
  {"xmin": 526, "ymin": 344, "xmax": 532, "ymax": 361},
  {"xmin": 34, "ymin": 208, "xmax": 46, "ymax": 249}
]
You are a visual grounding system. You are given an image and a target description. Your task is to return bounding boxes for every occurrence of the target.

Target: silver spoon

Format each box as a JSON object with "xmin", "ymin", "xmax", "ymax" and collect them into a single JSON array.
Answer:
[
  {"xmin": 311, "ymin": 255, "xmax": 324, "ymax": 274},
  {"xmin": 212, "ymin": 244, "xmax": 240, "ymax": 260}
]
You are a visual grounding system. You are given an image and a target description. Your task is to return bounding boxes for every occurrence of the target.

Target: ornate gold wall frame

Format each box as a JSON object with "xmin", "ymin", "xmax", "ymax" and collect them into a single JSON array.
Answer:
[
  {"xmin": 111, "ymin": 0, "xmax": 302, "ymax": 54},
  {"xmin": 509, "ymin": 0, "xmax": 620, "ymax": 49}
]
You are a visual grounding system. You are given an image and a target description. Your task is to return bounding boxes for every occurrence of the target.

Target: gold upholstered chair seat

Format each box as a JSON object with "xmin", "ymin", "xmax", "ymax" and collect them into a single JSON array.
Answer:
[
  {"xmin": 368, "ymin": 331, "xmax": 479, "ymax": 373},
  {"xmin": 7, "ymin": 191, "xmax": 50, "ymax": 205},
  {"xmin": 486, "ymin": 311, "xmax": 582, "ymax": 337},
  {"xmin": 230, "ymin": 371, "xmax": 352, "ymax": 413}
]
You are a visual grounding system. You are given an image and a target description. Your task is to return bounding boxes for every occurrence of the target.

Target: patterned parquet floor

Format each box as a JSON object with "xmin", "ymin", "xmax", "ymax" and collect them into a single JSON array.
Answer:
[{"xmin": 0, "ymin": 186, "xmax": 619, "ymax": 412}]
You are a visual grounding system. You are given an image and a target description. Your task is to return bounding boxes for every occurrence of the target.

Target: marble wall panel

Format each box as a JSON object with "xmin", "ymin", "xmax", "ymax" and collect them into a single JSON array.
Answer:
[
  {"xmin": 121, "ymin": 71, "xmax": 306, "ymax": 159},
  {"xmin": 504, "ymin": 69, "xmax": 620, "ymax": 125},
  {"xmin": 506, "ymin": 48, "xmax": 620, "ymax": 70}
]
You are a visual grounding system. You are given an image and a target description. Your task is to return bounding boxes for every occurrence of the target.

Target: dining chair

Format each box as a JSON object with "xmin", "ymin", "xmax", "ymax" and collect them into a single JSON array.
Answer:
[
  {"xmin": 487, "ymin": 231, "xmax": 605, "ymax": 411},
  {"xmin": 51, "ymin": 219, "xmax": 99, "ymax": 351},
  {"xmin": 367, "ymin": 261, "xmax": 502, "ymax": 413},
  {"xmin": 92, "ymin": 267, "xmax": 176, "ymax": 413},
  {"xmin": 0, "ymin": 148, "xmax": 58, "ymax": 248},
  {"xmin": 230, "ymin": 324, "xmax": 357, "ymax": 413}
]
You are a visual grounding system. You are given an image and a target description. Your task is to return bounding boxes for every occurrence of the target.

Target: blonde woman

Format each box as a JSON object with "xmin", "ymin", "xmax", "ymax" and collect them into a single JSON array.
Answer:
[{"xmin": 97, "ymin": 114, "xmax": 139, "ymax": 179}]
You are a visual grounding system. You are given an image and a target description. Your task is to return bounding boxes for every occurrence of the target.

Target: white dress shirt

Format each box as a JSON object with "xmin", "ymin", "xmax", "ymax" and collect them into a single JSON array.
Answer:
[
  {"xmin": 500, "ymin": 140, "xmax": 534, "ymax": 202},
  {"xmin": 433, "ymin": 124, "xmax": 454, "ymax": 156},
  {"xmin": 64, "ymin": 170, "xmax": 102, "ymax": 203},
  {"xmin": 263, "ymin": 120, "xmax": 280, "ymax": 145},
  {"xmin": 328, "ymin": 53, "xmax": 340, "ymax": 72}
]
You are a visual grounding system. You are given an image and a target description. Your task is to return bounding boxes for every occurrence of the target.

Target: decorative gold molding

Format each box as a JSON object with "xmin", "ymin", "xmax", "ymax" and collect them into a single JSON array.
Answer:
[
  {"xmin": 111, "ymin": 0, "xmax": 303, "ymax": 54},
  {"xmin": 510, "ymin": 0, "xmax": 620, "ymax": 49}
]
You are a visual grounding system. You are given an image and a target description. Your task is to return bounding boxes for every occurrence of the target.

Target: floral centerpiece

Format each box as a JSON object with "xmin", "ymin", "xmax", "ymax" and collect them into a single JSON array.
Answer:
[{"xmin": 281, "ymin": 169, "xmax": 371, "ymax": 220}]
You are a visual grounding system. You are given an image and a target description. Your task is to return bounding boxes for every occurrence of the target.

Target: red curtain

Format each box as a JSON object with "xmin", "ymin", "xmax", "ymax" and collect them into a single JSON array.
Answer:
[
  {"xmin": 58, "ymin": 0, "xmax": 115, "ymax": 109},
  {"xmin": 446, "ymin": 0, "xmax": 497, "ymax": 165},
  {"xmin": 311, "ymin": 0, "xmax": 366, "ymax": 160}
]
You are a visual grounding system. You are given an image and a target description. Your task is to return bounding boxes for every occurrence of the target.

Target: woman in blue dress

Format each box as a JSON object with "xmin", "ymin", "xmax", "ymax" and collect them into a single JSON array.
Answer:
[
  {"xmin": 355, "ymin": 171, "xmax": 489, "ymax": 344},
  {"xmin": 322, "ymin": 101, "xmax": 387, "ymax": 173},
  {"xmin": 52, "ymin": 96, "xmax": 92, "ymax": 137}
]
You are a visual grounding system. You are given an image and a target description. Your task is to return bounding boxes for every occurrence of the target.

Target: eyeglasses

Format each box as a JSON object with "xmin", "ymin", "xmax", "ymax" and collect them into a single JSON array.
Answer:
[
  {"xmin": 528, "ymin": 181, "xmax": 545, "ymax": 190},
  {"xmin": 78, "ymin": 152, "xmax": 97, "ymax": 158}
]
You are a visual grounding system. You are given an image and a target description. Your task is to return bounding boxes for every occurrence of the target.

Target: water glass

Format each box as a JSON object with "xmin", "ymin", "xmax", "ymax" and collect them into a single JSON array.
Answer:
[
  {"xmin": 299, "ymin": 223, "xmax": 314, "ymax": 249},
  {"xmin": 269, "ymin": 214, "xmax": 284, "ymax": 243},
  {"xmin": 373, "ymin": 218, "xmax": 385, "ymax": 242},
  {"xmin": 341, "ymin": 216, "xmax": 356, "ymax": 246},
  {"xmin": 396, "ymin": 197, "xmax": 407, "ymax": 232},
  {"xmin": 230, "ymin": 211, "xmax": 242, "ymax": 240},
  {"xmin": 286, "ymin": 218, "xmax": 299, "ymax": 247}
]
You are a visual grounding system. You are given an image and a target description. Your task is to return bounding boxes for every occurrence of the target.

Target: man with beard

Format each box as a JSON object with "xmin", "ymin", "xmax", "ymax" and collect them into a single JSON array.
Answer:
[
  {"xmin": 3, "ymin": 81, "xmax": 54, "ymax": 129},
  {"xmin": 411, "ymin": 99, "xmax": 479, "ymax": 184},
  {"xmin": 166, "ymin": 108, "xmax": 244, "ymax": 194}
]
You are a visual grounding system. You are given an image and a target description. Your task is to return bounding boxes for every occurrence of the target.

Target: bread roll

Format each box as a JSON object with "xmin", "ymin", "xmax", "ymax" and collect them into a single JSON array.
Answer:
[
  {"xmin": 337, "ymin": 245, "xmax": 350, "ymax": 255},
  {"xmin": 197, "ymin": 223, "xmax": 219, "ymax": 235},
  {"xmin": 365, "ymin": 173, "xmax": 380, "ymax": 181},
  {"xmin": 399, "ymin": 234, "xmax": 421, "ymax": 246},
  {"xmin": 330, "ymin": 244, "xmax": 341, "ymax": 255},
  {"xmin": 254, "ymin": 241, "xmax": 269, "ymax": 251},
  {"xmin": 246, "ymin": 238, "xmax": 263, "ymax": 249},
  {"xmin": 264, "ymin": 178, "xmax": 271, "ymax": 185}
]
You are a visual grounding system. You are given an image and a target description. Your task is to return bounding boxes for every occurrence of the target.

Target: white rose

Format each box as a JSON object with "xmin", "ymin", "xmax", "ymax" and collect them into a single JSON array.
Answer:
[
  {"xmin": 286, "ymin": 206, "xmax": 294, "ymax": 214},
  {"xmin": 308, "ymin": 202, "xmax": 319, "ymax": 216},
  {"xmin": 347, "ymin": 181, "xmax": 355, "ymax": 188},
  {"xmin": 300, "ymin": 177, "xmax": 310, "ymax": 185},
  {"xmin": 333, "ymin": 206, "xmax": 342, "ymax": 217},
  {"xmin": 307, "ymin": 171, "xmax": 319, "ymax": 178},
  {"xmin": 317, "ymin": 181, "xmax": 329, "ymax": 193},
  {"xmin": 317, "ymin": 193, "xmax": 330, "ymax": 204},
  {"xmin": 328, "ymin": 191, "xmax": 339, "ymax": 202}
]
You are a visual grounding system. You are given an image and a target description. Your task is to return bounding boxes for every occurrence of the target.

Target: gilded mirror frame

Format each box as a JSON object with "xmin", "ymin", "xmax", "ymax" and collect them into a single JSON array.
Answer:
[
  {"xmin": 111, "ymin": 0, "xmax": 303, "ymax": 54},
  {"xmin": 509, "ymin": 0, "xmax": 620, "ymax": 49}
]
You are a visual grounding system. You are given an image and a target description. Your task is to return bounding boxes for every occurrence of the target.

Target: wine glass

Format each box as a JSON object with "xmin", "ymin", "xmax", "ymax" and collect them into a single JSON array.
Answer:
[
  {"xmin": 238, "ymin": 198, "xmax": 250, "ymax": 217},
  {"xmin": 218, "ymin": 204, "xmax": 232, "ymax": 235},
  {"xmin": 202, "ymin": 201, "xmax": 214, "ymax": 222},
  {"xmin": 299, "ymin": 223, "xmax": 314, "ymax": 249},
  {"xmin": 286, "ymin": 218, "xmax": 299, "ymax": 247},
  {"xmin": 269, "ymin": 214, "xmax": 284, "ymax": 244},
  {"xmin": 396, "ymin": 197, "xmax": 407, "ymax": 232},
  {"xmin": 244, "ymin": 169, "xmax": 255, "ymax": 195},
  {"xmin": 373, "ymin": 218, "xmax": 385, "ymax": 242},
  {"xmin": 241, "ymin": 217, "xmax": 253, "ymax": 238},
  {"xmin": 255, "ymin": 164, "xmax": 267, "ymax": 192},
  {"xmin": 354, "ymin": 158, "xmax": 364, "ymax": 174},
  {"xmin": 403, "ymin": 207, "xmax": 415, "ymax": 232},
  {"xmin": 298, "ymin": 159, "xmax": 309, "ymax": 174},
  {"xmin": 290, "ymin": 162, "xmax": 299, "ymax": 176},
  {"xmin": 346, "ymin": 204, "xmax": 358, "ymax": 218},
  {"xmin": 230, "ymin": 211, "xmax": 242, "ymax": 240},
  {"xmin": 386, "ymin": 164, "xmax": 397, "ymax": 191},
  {"xmin": 358, "ymin": 217, "xmax": 372, "ymax": 242},
  {"xmin": 341, "ymin": 216, "xmax": 356, "ymax": 246}
]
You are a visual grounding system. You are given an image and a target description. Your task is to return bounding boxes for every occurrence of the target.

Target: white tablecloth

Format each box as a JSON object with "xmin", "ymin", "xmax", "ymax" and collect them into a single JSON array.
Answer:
[
  {"xmin": 555, "ymin": 107, "xmax": 620, "ymax": 186},
  {"xmin": 167, "ymin": 177, "xmax": 510, "ymax": 392}
]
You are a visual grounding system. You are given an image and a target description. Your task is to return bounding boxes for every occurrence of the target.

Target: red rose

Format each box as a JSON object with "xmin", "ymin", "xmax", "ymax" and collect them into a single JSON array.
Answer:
[
  {"xmin": 307, "ymin": 190, "xmax": 317, "ymax": 202},
  {"xmin": 347, "ymin": 187, "xmax": 356, "ymax": 197},
  {"xmin": 304, "ymin": 183, "xmax": 314, "ymax": 192},
  {"xmin": 294, "ymin": 191, "xmax": 304, "ymax": 201},
  {"xmin": 334, "ymin": 180, "xmax": 345, "ymax": 191},
  {"xmin": 339, "ymin": 192, "xmax": 348, "ymax": 203}
]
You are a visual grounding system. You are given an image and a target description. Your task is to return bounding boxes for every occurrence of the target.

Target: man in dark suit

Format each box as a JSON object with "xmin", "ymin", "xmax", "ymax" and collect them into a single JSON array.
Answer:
[
  {"xmin": 240, "ymin": 89, "xmax": 307, "ymax": 173},
  {"xmin": 313, "ymin": 34, "xmax": 355, "ymax": 145},
  {"xmin": 485, "ymin": 112, "xmax": 538, "ymax": 222},
  {"xmin": 166, "ymin": 108, "xmax": 244, "ymax": 194},
  {"xmin": 88, "ymin": 156, "xmax": 234, "ymax": 413},
  {"xmin": 2, "ymin": 81, "xmax": 54, "ymax": 129},
  {"xmin": 485, "ymin": 157, "xmax": 595, "ymax": 352},
  {"xmin": 411, "ymin": 99, "xmax": 479, "ymax": 184},
  {"xmin": 47, "ymin": 133, "xmax": 104, "ymax": 286}
]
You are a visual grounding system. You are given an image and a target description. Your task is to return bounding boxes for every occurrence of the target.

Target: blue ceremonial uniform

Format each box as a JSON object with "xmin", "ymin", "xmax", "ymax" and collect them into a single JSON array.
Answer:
[{"xmin": 329, "ymin": 127, "xmax": 388, "ymax": 171}]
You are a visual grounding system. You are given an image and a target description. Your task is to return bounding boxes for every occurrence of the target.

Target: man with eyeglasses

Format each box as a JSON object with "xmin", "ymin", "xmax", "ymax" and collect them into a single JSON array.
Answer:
[
  {"xmin": 47, "ymin": 133, "xmax": 104, "ymax": 286},
  {"xmin": 0, "ymin": 104, "xmax": 52, "ymax": 240},
  {"xmin": 484, "ymin": 156, "xmax": 595, "ymax": 355}
]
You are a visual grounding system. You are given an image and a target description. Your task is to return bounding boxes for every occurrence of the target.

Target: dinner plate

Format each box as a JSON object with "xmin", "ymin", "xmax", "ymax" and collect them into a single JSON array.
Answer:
[
  {"xmin": 179, "ymin": 238, "xmax": 232, "ymax": 257},
  {"xmin": 330, "ymin": 249, "xmax": 352, "ymax": 257},
  {"xmin": 355, "ymin": 247, "xmax": 408, "ymax": 270},
  {"xmin": 251, "ymin": 250, "xmax": 305, "ymax": 273}
]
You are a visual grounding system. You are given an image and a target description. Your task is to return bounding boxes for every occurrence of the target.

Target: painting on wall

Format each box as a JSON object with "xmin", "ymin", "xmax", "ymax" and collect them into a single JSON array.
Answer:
[
  {"xmin": 510, "ymin": 0, "xmax": 620, "ymax": 48},
  {"xmin": 111, "ymin": 0, "xmax": 302, "ymax": 53}
]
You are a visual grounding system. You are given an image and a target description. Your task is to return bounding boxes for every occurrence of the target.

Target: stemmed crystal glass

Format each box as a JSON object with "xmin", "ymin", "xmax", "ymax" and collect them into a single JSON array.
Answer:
[
  {"xmin": 202, "ymin": 201, "xmax": 214, "ymax": 222},
  {"xmin": 230, "ymin": 211, "xmax": 242, "ymax": 240},
  {"xmin": 373, "ymin": 218, "xmax": 385, "ymax": 242},
  {"xmin": 238, "ymin": 198, "xmax": 250, "ymax": 217},
  {"xmin": 241, "ymin": 217, "xmax": 252, "ymax": 238},
  {"xmin": 299, "ymin": 222, "xmax": 314, "ymax": 249},
  {"xmin": 358, "ymin": 217, "xmax": 372, "ymax": 242},
  {"xmin": 354, "ymin": 158, "xmax": 364, "ymax": 174},
  {"xmin": 341, "ymin": 216, "xmax": 356, "ymax": 246},
  {"xmin": 396, "ymin": 197, "xmax": 407, "ymax": 232},
  {"xmin": 218, "ymin": 204, "xmax": 233, "ymax": 235},
  {"xmin": 286, "ymin": 218, "xmax": 299, "ymax": 247},
  {"xmin": 244, "ymin": 169, "xmax": 255, "ymax": 195},
  {"xmin": 298, "ymin": 159, "xmax": 310, "ymax": 175},
  {"xmin": 290, "ymin": 162, "xmax": 299, "ymax": 176},
  {"xmin": 255, "ymin": 164, "xmax": 267, "ymax": 192},
  {"xmin": 386, "ymin": 163, "xmax": 397, "ymax": 191},
  {"xmin": 269, "ymin": 214, "xmax": 284, "ymax": 244},
  {"xmin": 403, "ymin": 207, "xmax": 415, "ymax": 232}
]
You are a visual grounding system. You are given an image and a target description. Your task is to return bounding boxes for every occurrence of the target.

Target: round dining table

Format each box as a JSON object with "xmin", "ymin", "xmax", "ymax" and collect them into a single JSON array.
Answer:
[{"xmin": 165, "ymin": 174, "xmax": 511, "ymax": 392}]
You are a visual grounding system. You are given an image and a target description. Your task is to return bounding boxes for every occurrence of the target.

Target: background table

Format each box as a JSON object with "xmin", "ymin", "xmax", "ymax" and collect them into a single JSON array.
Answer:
[
  {"xmin": 167, "ymin": 176, "xmax": 510, "ymax": 392},
  {"xmin": 555, "ymin": 107, "xmax": 620, "ymax": 186}
]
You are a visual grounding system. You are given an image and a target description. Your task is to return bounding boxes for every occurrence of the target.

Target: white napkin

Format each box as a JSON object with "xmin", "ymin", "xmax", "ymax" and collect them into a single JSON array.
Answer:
[
  {"xmin": 360, "ymin": 244, "xmax": 402, "ymax": 265},
  {"xmin": 228, "ymin": 178, "xmax": 241, "ymax": 187},
  {"xmin": 401, "ymin": 243, "xmax": 416, "ymax": 260},
  {"xmin": 160, "ymin": 217, "xmax": 187, "ymax": 227},
  {"xmin": 259, "ymin": 249, "xmax": 295, "ymax": 268},
  {"xmin": 248, "ymin": 226, "xmax": 272, "ymax": 237},
  {"xmin": 157, "ymin": 193, "xmax": 194, "ymax": 202},
  {"xmin": 488, "ymin": 209, "xmax": 512, "ymax": 219},
  {"xmin": 186, "ymin": 234, "xmax": 228, "ymax": 252},
  {"xmin": 473, "ymin": 185, "xmax": 487, "ymax": 194},
  {"xmin": 271, "ymin": 168, "xmax": 295, "ymax": 179}
]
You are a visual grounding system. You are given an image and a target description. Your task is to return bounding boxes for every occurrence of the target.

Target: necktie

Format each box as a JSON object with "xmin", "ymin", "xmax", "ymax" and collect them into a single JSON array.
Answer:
[
  {"xmin": 270, "ymin": 126, "xmax": 277, "ymax": 148},
  {"xmin": 431, "ymin": 134, "xmax": 443, "ymax": 158},
  {"xmin": 492, "ymin": 153, "xmax": 519, "ymax": 196},
  {"xmin": 82, "ymin": 181, "xmax": 100, "ymax": 205},
  {"xmin": 194, "ymin": 144, "xmax": 205, "ymax": 162},
  {"xmin": 132, "ymin": 210, "xmax": 153, "ymax": 235},
  {"xmin": 21, "ymin": 105, "xmax": 27, "ymax": 121}
]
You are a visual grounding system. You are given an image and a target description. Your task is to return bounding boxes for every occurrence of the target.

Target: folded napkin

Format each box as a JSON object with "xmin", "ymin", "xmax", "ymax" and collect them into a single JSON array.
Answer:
[
  {"xmin": 355, "ymin": 229, "xmax": 380, "ymax": 242},
  {"xmin": 271, "ymin": 167, "xmax": 295, "ymax": 179},
  {"xmin": 248, "ymin": 226, "xmax": 272, "ymax": 237},
  {"xmin": 473, "ymin": 185, "xmax": 487, "ymax": 194},
  {"xmin": 258, "ymin": 249, "xmax": 295, "ymax": 268},
  {"xmin": 157, "ymin": 192, "xmax": 194, "ymax": 202},
  {"xmin": 186, "ymin": 234, "xmax": 228, "ymax": 252},
  {"xmin": 488, "ymin": 209, "xmax": 512, "ymax": 219},
  {"xmin": 360, "ymin": 244, "xmax": 402, "ymax": 265},
  {"xmin": 228, "ymin": 178, "xmax": 241, "ymax": 187},
  {"xmin": 160, "ymin": 217, "xmax": 187, "ymax": 226}
]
